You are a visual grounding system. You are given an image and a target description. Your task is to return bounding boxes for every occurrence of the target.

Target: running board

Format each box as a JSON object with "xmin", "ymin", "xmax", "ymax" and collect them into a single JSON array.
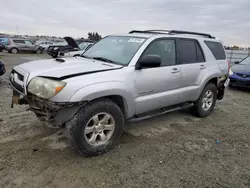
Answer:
[{"xmin": 128, "ymin": 103, "xmax": 193, "ymax": 123}]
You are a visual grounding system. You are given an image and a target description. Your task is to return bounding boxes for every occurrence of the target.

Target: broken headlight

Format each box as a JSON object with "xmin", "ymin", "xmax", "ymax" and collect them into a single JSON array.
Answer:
[{"xmin": 28, "ymin": 77, "xmax": 66, "ymax": 99}]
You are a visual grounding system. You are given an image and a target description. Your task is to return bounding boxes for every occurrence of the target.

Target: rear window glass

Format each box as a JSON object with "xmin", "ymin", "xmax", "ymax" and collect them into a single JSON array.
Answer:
[{"xmin": 204, "ymin": 41, "xmax": 226, "ymax": 60}]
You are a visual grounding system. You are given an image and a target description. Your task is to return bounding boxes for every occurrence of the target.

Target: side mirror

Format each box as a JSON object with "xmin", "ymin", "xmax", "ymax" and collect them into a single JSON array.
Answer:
[
  {"xmin": 234, "ymin": 61, "xmax": 240, "ymax": 64},
  {"xmin": 136, "ymin": 54, "xmax": 161, "ymax": 69}
]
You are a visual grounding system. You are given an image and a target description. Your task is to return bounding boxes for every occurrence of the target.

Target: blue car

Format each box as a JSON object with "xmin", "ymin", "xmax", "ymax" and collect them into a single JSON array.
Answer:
[
  {"xmin": 0, "ymin": 58, "xmax": 6, "ymax": 76},
  {"xmin": 229, "ymin": 56, "xmax": 250, "ymax": 88}
]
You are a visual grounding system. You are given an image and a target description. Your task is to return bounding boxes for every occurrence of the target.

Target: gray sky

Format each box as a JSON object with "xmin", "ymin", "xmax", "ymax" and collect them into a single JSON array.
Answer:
[{"xmin": 0, "ymin": 0, "xmax": 249, "ymax": 46}]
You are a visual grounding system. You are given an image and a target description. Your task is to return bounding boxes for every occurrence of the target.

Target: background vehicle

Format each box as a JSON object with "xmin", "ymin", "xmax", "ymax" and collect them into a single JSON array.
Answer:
[
  {"xmin": 0, "ymin": 58, "xmax": 6, "ymax": 76},
  {"xmin": 5, "ymin": 38, "xmax": 38, "ymax": 54},
  {"xmin": 9, "ymin": 30, "xmax": 229, "ymax": 157},
  {"xmin": 35, "ymin": 40, "xmax": 55, "ymax": 53},
  {"xmin": 0, "ymin": 38, "xmax": 11, "ymax": 46},
  {"xmin": 0, "ymin": 42, "xmax": 4, "ymax": 52},
  {"xmin": 59, "ymin": 41, "xmax": 94, "ymax": 57},
  {"xmin": 47, "ymin": 37, "xmax": 93, "ymax": 58},
  {"xmin": 229, "ymin": 56, "xmax": 250, "ymax": 88}
]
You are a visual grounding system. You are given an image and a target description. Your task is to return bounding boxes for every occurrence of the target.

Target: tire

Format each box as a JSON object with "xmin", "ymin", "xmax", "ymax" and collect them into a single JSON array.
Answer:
[
  {"xmin": 192, "ymin": 83, "xmax": 217, "ymax": 118},
  {"xmin": 10, "ymin": 48, "xmax": 18, "ymax": 54},
  {"xmin": 36, "ymin": 49, "xmax": 42, "ymax": 54},
  {"xmin": 52, "ymin": 54, "xmax": 57, "ymax": 58},
  {"xmin": 67, "ymin": 99, "xmax": 124, "ymax": 157}
]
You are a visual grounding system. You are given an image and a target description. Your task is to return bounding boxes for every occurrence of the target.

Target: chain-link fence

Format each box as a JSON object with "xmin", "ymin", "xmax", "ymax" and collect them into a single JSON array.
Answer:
[{"xmin": 226, "ymin": 50, "xmax": 250, "ymax": 64}]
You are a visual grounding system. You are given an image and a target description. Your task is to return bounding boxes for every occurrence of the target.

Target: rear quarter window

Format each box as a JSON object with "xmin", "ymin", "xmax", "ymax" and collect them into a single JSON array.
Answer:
[{"xmin": 204, "ymin": 41, "xmax": 226, "ymax": 60}]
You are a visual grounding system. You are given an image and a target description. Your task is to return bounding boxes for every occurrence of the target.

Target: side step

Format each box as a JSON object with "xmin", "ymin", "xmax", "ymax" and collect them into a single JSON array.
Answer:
[{"xmin": 128, "ymin": 103, "xmax": 193, "ymax": 123}]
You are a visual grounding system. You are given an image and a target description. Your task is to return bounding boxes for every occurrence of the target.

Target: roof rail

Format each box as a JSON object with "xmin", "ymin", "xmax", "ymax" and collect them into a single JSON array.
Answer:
[{"xmin": 129, "ymin": 30, "xmax": 214, "ymax": 38}]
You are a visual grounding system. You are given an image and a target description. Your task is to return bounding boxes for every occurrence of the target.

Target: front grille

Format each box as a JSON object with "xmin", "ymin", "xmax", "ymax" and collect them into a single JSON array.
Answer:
[
  {"xmin": 10, "ymin": 69, "xmax": 25, "ymax": 93},
  {"xmin": 11, "ymin": 69, "xmax": 24, "ymax": 81},
  {"xmin": 236, "ymin": 73, "xmax": 250, "ymax": 78},
  {"xmin": 230, "ymin": 78, "xmax": 250, "ymax": 87}
]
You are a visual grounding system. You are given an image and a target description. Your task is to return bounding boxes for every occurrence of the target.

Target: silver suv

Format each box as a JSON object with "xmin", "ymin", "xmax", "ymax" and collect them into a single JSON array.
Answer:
[
  {"xmin": 6, "ymin": 38, "xmax": 38, "ymax": 54},
  {"xmin": 9, "ymin": 30, "xmax": 230, "ymax": 156}
]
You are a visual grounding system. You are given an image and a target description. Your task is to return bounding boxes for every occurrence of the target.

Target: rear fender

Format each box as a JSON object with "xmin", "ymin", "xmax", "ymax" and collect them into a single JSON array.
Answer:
[
  {"xmin": 196, "ymin": 69, "xmax": 221, "ymax": 99},
  {"xmin": 69, "ymin": 82, "xmax": 135, "ymax": 118}
]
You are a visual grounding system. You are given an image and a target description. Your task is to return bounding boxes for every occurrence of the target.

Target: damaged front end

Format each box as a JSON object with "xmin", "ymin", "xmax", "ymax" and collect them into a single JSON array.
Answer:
[{"xmin": 26, "ymin": 95, "xmax": 87, "ymax": 128}]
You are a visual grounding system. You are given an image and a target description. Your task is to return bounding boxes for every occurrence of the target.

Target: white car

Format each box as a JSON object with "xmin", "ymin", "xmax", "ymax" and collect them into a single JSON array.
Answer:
[
  {"xmin": 59, "ymin": 41, "xmax": 94, "ymax": 57},
  {"xmin": 35, "ymin": 41, "xmax": 55, "ymax": 51}
]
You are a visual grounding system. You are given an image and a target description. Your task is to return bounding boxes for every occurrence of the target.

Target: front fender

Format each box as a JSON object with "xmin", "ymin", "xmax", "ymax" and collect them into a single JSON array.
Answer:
[{"xmin": 69, "ymin": 82, "xmax": 135, "ymax": 118}]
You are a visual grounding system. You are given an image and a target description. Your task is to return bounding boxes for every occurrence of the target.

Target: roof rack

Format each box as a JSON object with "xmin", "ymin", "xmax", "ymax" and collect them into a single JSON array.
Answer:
[{"xmin": 129, "ymin": 30, "xmax": 214, "ymax": 39}]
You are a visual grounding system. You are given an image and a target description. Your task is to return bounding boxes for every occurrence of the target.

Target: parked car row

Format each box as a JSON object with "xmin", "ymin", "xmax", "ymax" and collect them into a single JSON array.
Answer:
[
  {"xmin": 46, "ymin": 37, "xmax": 94, "ymax": 58},
  {"xmin": 0, "ymin": 37, "xmax": 95, "ymax": 58}
]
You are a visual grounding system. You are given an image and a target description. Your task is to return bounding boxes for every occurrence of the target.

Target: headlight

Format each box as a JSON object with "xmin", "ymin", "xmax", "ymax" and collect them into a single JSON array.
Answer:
[
  {"xmin": 28, "ymin": 77, "xmax": 66, "ymax": 99},
  {"xmin": 54, "ymin": 47, "xmax": 59, "ymax": 50}
]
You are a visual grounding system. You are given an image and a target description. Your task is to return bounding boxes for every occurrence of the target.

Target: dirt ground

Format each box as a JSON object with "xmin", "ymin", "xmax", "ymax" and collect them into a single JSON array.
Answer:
[{"xmin": 0, "ymin": 53, "xmax": 250, "ymax": 188}]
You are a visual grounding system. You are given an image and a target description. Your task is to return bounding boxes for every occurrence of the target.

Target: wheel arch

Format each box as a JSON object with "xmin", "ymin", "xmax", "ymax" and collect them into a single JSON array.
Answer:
[{"xmin": 69, "ymin": 82, "xmax": 135, "ymax": 118}]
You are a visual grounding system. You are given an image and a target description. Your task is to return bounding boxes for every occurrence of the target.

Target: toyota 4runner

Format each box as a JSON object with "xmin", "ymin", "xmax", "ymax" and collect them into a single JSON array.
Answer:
[{"xmin": 9, "ymin": 30, "xmax": 230, "ymax": 156}]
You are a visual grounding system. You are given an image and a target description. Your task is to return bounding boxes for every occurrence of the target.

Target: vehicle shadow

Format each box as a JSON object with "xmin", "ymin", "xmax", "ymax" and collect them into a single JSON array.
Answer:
[{"xmin": 228, "ymin": 86, "xmax": 250, "ymax": 93}]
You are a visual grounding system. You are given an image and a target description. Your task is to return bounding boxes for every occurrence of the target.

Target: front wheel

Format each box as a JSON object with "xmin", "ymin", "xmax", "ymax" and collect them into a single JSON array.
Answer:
[
  {"xmin": 192, "ymin": 83, "xmax": 217, "ymax": 118},
  {"xmin": 67, "ymin": 99, "xmax": 124, "ymax": 157}
]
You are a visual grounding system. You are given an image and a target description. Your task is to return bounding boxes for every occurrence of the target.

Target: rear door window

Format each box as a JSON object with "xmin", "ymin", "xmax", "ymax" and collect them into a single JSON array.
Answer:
[
  {"xmin": 204, "ymin": 41, "xmax": 226, "ymax": 60},
  {"xmin": 177, "ymin": 39, "xmax": 205, "ymax": 64},
  {"xmin": 13, "ymin": 40, "xmax": 25, "ymax": 44},
  {"xmin": 195, "ymin": 41, "xmax": 205, "ymax": 62},
  {"xmin": 177, "ymin": 39, "xmax": 196, "ymax": 64}
]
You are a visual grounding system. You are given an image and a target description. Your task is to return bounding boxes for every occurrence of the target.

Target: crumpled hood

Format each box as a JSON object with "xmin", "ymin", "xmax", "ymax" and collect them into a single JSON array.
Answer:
[
  {"xmin": 18, "ymin": 57, "xmax": 122, "ymax": 80},
  {"xmin": 231, "ymin": 64, "xmax": 250, "ymax": 74}
]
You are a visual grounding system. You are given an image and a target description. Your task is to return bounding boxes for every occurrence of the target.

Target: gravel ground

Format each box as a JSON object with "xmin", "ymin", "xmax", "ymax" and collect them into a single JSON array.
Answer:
[{"xmin": 0, "ymin": 53, "xmax": 250, "ymax": 188}]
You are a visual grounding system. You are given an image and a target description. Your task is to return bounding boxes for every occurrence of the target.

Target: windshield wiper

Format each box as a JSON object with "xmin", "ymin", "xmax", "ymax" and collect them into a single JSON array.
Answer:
[
  {"xmin": 80, "ymin": 54, "xmax": 91, "ymax": 59},
  {"xmin": 92, "ymin": 57, "xmax": 117, "ymax": 64}
]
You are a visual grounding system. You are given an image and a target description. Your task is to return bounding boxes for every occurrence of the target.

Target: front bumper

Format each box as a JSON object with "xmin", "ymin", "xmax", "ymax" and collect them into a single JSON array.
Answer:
[
  {"xmin": 27, "ymin": 95, "xmax": 86, "ymax": 127},
  {"xmin": 229, "ymin": 78, "xmax": 250, "ymax": 88}
]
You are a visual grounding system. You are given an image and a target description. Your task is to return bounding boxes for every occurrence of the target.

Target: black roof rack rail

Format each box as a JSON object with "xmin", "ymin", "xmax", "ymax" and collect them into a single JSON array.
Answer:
[
  {"xmin": 129, "ymin": 30, "xmax": 215, "ymax": 39},
  {"xmin": 129, "ymin": 30, "xmax": 167, "ymax": 35}
]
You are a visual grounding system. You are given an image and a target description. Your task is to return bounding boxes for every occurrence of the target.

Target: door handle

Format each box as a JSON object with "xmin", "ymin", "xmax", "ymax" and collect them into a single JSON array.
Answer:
[
  {"xmin": 171, "ymin": 68, "xmax": 180, "ymax": 73},
  {"xmin": 200, "ymin": 65, "xmax": 206, "ymax": 69}
]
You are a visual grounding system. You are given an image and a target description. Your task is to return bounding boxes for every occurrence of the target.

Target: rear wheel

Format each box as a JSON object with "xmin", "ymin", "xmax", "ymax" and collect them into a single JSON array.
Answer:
[
  {"xmin": 67, "ymin": 99, "xmax": 124, "ymax": 157},
  {"xmin": 192, "ymin": 83, "xmax": 217, "ymax": 117}
]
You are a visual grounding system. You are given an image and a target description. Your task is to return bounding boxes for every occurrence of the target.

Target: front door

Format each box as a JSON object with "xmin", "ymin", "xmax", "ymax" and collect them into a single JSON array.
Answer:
[
  {"xmin": 24, "ymin": 40, "xmax": 35, "ymax": 52},
  {"xmin": 134, "ymin": 38, "xmax": 181, "ymax": 115}
]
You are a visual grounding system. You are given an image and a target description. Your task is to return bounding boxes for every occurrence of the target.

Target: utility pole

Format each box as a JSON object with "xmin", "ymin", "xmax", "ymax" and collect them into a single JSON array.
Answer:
[{"xmin": 16, "ymin": 24, "xmax": 19, "ymax": 35}]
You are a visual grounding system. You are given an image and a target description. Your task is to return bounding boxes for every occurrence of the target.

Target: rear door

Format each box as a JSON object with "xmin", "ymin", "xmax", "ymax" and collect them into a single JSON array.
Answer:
[
  {"xmin": 176, "ymin": 38, "xmax": 208, "ymax": 102},
  {"xmin": 134, "ymin": 38, "xmax": 182, "ymax": 115},
  {"xmin": 12, "ymin": 40, "xmax": 26, "ymax": 51}
]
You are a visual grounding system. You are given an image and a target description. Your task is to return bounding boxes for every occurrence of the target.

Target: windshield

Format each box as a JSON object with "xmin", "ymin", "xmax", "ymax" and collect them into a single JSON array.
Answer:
[
  {"xmin": 83, "ymin": 36, "xmax": 146, "ymax": 65},
  {"xmin": 240, "ymin": 56, "xmax": 250, "ymax": 65},
  {"xmin": 78, "ymin": 42, "xmax": 91, "ymax": 50}
]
